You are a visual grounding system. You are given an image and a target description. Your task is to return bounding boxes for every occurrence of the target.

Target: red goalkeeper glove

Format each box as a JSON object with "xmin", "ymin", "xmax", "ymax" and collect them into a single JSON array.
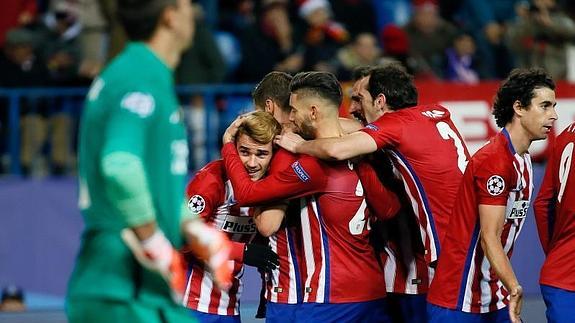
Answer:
[
  {"xmin": 182, "ymin": 220, "xmax": 233, "ymax": 291},
  {"xmin": 121, "ymin": 229, "xmax": 188, "ymax": 303}
]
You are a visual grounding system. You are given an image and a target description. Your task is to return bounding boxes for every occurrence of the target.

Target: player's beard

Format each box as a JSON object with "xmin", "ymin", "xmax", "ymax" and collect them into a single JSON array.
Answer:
[{"xmin": 295, "ymin": 117, "xmax": 316, "ymax": 140}]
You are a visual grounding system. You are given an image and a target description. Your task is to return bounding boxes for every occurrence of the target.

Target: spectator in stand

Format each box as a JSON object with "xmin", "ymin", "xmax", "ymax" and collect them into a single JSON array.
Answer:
[
  {"xmin": 330, "ymin": 0, "xmax": 377, "ymax": 36},
  {"xmin": 332, "ymin": 32, "xmax": 381, "ymax": 81},
  {"xmin": 36, "ymin": 0, "xmax": 83, "ymax": 87},
  {"xmin": 379, "ymin": 25, "xmax": 416, "ymax": 75},
  {"xmin": 295, "ymin": 0, "xmax": 350, "ymax": 72},
  {"xmin": 404, "ymin": 0, "xmax": 457, "ymax": 80},
  {"xmin": 176, "ymin": 3, "xmax": 226, "ymax": 85},
  {"xmin": 0, "ymin": 285, "xmax": 26, "ymax": 312},
  {"xmin": 235, "ymin": 0, "xmax": 303, "ymax": 83},
  {"xmin": 0, "ymin": 0, "xmax": 37, "ymax": 48},
  {"xmin": 218, "ymin": 0, "xmax": 256, "ymax": 37},
  {"xmin": 0, "ymin": 28, "xmax": 49, "ymax": 176},
  {"xmin": 507, "ymin": 0, "xmax": 575, "ymax": 80},
  {"xmin": 455, "ymin": 0, "xmax": 519, "ymax": 79},
  {"xmin": 444, "ymin": 32, "xmax": 480, "ymax": 84}
]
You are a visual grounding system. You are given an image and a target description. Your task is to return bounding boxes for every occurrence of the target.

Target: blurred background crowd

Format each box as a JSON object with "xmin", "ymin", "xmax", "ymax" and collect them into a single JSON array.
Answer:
[{"xmin": 2, "ymin": 0, "xmax": 575, "ymax": 177}]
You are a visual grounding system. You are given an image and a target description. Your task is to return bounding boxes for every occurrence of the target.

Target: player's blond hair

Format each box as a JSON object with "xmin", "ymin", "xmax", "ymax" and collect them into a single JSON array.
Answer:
[{"xmin": 236, "ymin": 111, "xmax": 282, "ymax": 145}]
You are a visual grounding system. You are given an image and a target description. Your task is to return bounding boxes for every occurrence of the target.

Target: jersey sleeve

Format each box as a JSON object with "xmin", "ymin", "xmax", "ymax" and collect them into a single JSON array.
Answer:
[
  {"xmin": 185, "ymin": 162, "xmax": 224, "ymax": 222},
  {"xmin": 221, "ymin": 143, "xmax": 327, "ymax": 206},
  {"xmin": 534, "ymin": 139, "xmax": 560, "ymax": 254},
  {"xmin": 359, "ymin": 113, "xmax": 403, "ymax": 150},
  {"xmin": 99, "ymin": 89, "xmax": 158, "ymax": 227},
  {"xmin": 474, "ymin": 158, "xmax": 513, "ymax": 206},
  {"xmin": 357, "ymin": 161, "xmax": 401, "ymax": 220}
]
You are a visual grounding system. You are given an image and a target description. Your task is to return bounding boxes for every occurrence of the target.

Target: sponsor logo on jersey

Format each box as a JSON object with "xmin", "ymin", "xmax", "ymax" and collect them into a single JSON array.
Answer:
[
  {"xmin": 120, "ymin": 92, "xmax": 155, "ymax": 118},
  {"xmin": 365, "ymin": 124, "xmax": 379, "ymax": 131},
  {"xmin": 421, "ymin": 110, "xmax": 446, "ymax": 119},
  {"xmin": 507, "ymin": 200, "xmax": 529, "ymax": 219},
  {"xmin": 291, "ymin": 161, "xmax": 310, "ymax": 182},
  {"xmin": 486, "ymin": 175, "xmax": 505, "ymax": 196},
  {"xmin": 188, "ymin": 194, "xmax": 206, "ymax": 214},
  {"xmin": 220, "ymin": 215, "xmax": 257, "ymax": 234}
]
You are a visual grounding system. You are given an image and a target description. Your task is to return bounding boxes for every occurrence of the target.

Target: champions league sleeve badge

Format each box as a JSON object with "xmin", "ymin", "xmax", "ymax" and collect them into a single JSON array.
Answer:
[
  {"xmin": 188, "ymin": 195, "xmax": 206, "ymax": 214},
  {"xmin": 486, "ymin": 175, "xmax": 505, "ymax": 196}
]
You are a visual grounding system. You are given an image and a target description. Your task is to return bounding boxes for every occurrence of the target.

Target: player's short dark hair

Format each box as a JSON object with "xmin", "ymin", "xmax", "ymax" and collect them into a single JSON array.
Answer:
[
  {"xmin": 289, "ymin": 71, "xmax": 342, "ymax": 109},
  {"xmin": 368, "ymin": 64, "xmax": 418, "ymax": 110},
  {"xmin": 352, "ymin": 66, "xmax": 373, "ymax": 81},
  {"xmin": 118, "ymin": 0, "xmax": 177, "ymax": 41},
  {"xmin": 252, "ymin": 71, "xmax": 293, "ymax": 114},
  {"xmin": 1, "ymin": 285, "xmax": 24, "ymax": 303},
  {"xmin": 492, "ymin": 68, "xmax": 555, "ymax": 128}
]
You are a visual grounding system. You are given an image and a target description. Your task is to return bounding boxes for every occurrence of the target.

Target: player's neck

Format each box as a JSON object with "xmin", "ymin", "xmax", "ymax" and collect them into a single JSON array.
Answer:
[
  {"xmin": 504, "ymin": 124, "xmax": 531, "ymax": 156},
  {"xmin": 315, "ymin": 118, "xmax": 344, "ymax": 139},
  {"xmin": 146, "ymin": 32, "xmax": 181, "ymax": 70}
]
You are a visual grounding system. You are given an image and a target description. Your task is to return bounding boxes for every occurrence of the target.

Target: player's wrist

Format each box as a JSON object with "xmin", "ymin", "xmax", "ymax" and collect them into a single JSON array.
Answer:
[{"xmin": 140, "ymin": 229, "xmax": 174, "ymax": 271}]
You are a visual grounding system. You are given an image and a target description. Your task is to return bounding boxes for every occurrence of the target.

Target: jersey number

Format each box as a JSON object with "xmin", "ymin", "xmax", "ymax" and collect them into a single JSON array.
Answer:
[
  {"xmin": 436, "ymin": 121, "xmax": 468, "ymax": 173},
  {"xmin": 349, "ymin": 180, "xmax": 368, "ymax": 235},
  {"xmin": 558, "ymin": 142, "xmax": 574, "ymax": 203}
]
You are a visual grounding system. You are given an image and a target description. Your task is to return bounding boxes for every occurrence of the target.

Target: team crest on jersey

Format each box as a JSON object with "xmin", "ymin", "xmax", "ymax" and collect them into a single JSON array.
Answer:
[
  {"xmin": 486, "ymin": 175, "xmax": 505, "ymax": 196},
  {"xmin": 365, "ymin": 124, "xmax": 379, "ymax": 131},
  {"xmin": 188, "ymin": 194, "xmax": 206, "ymax": 214},
  {"xmin": 291, "ymin": 161, "xmax": 310, "ymax": 182},
  {"xmin": 421, "ymin": 110, "xmax": 445, "ymax": 119}
]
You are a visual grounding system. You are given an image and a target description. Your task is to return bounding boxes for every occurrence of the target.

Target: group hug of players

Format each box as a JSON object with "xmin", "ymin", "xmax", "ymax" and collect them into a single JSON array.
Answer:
[{"xmin": 172, "ymin": 64, "xmax": 575, "ymax": 323}]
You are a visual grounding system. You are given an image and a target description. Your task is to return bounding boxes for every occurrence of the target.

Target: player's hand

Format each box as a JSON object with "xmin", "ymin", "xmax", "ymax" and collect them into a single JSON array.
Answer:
[
  {"xmin": 243, "ymin": 243, "xmax": 279, "ymax": 272},
  {"xmin": 121, "ymin": 229, "xmax": 188, "ymax": 303},
  {"xmin": 274, "ymin": 132, "xmax": 304, "ymax": 153},
  {"xmin": 182, "ymin": 220, "xmax": 233, "ymax": 290},
  {"xmin": 508, "ymin": 285, "xmax": 523, "ymax": 323},
  {"xmin": 222, "ymin": 115, "xmax": 245, "ymax": 144}
]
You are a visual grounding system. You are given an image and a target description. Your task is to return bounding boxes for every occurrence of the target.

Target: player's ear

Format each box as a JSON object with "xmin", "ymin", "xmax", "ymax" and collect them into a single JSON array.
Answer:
[
  {"xmin": 310, "ymin": 105, "xmax": 318, "ymax": 120},
  {"xmin": 160, "ymin": 3, "xmax": 178, "ymax": 30},
  {"xmin": 375, "ymin": 93, "xmax": 386, "ymax": 109},
  {"xmin": 512, "ymin": 100, "xmax": 525, "ymax": 117},
  {"xmin": 264, "ymin": 99, "xmax": 274, "ymax": 114}
]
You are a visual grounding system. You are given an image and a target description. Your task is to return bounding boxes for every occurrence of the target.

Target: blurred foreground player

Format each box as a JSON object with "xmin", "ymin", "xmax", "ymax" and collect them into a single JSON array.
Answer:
[
  {"xmin": 428, "ymin": 68, "xmax": 557, "ymax": 323},
  {"xmin": 183, "ymin": 111, "xmax": 280, "ymax": 321},
  {"xmin": 67, "ymin": 1, "xmax": 231, "ymax": 322},
  {"xmin": 534, "ymin": 122, "xmax": 575, "ymax": 323}
]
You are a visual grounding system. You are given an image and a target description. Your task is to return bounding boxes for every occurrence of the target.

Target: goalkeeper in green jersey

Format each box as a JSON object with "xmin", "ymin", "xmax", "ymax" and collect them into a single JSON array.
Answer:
[{"xmin": 66, "ymin": 1, "xmax": 232, "ymax": 322}]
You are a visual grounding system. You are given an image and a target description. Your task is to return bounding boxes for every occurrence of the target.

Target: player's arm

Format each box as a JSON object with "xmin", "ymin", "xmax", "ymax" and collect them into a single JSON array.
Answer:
[
  {"xmin": 533, "ymin": 146, "xmax": 558, "ymax": 254},
  {"xmin": 221, "ymin": 142, "xmax": 326, "ymax": 206},
  {"xmin": 253, "ymin": 203, "xmax": 288, "ymax": 237},
  {"xmin": 276, "ymin": 131, "xmax": 378, "ymax": 161},
  {"xmin": 100, "ymin": 91, "xmax": 195, "ymax": 299},
  {"xmin": 357, "ymin": 161, "xmax": 401, "ymax": 220},
  {"xmin": 479, "ymin": 204, "xmax": 523, "ymax": 323}
]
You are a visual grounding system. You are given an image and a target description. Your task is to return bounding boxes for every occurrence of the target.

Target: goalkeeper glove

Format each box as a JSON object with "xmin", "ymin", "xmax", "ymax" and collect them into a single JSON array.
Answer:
[
  {"xmin": 182, "ymin": 220, "xmax": 233, "ymax": 291},
  {"xmin": 121, "ymin": 229, "xmax": 188, "ymax": 303}
]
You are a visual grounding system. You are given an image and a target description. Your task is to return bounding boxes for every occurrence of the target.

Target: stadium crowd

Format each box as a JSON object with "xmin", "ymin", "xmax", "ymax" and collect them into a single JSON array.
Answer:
[
  {"xmin": 2, "ymin": 1, "xmax": 575, "ymax": 323},
  {"xmin": 2, "ymin": 0, "xmax": 575, "ymax": 176}
]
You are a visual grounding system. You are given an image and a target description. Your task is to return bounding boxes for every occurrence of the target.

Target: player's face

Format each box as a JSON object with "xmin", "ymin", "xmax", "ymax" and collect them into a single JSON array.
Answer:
[
  {"xmin": 288, "ymin": 93, "xmax": 316, "ymax": 140},
  {"xmin": 236, "ymin": 134, "xmax": 273, "ymax": 181},
  {"xmin": 349, "ymin": 76, "xmax": 369, "ymax": 125},
  {"xmin": 175, "ymin": 0, "xmax": 195, "ymax": 50},
  {"xmin": 521, "ymin": 87, "xmax": 557, "ymax": 141}
]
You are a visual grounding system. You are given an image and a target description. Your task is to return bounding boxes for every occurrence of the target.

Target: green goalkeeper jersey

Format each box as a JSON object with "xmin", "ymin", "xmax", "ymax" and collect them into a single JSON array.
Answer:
[{"xmin": 68, "ymin": 42, "xmax": 189, "ymax": 307}]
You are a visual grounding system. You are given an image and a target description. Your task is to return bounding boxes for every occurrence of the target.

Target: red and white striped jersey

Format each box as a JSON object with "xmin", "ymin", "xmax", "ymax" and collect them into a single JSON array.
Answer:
[
  {"xmin": 534, "ymin": 122, "xmax": 575, "ymax": 291},
  {"xmin": 222, "ymin": 143, "xmax": 398, "ymax": 303},
  {"xmin": 428, "ymin": 129, "xmax": 533, "ymax": 313},
  {"xmin": 182, "ymin": 160, "xmax": 255, "ymax": 315},
  {"xmin": 383, "ymin": 243, "xmax": 429, "ymax": 295},
  {"xmin": 361, "ymin": 105, "xmax": 470, "ymax": 265}
]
